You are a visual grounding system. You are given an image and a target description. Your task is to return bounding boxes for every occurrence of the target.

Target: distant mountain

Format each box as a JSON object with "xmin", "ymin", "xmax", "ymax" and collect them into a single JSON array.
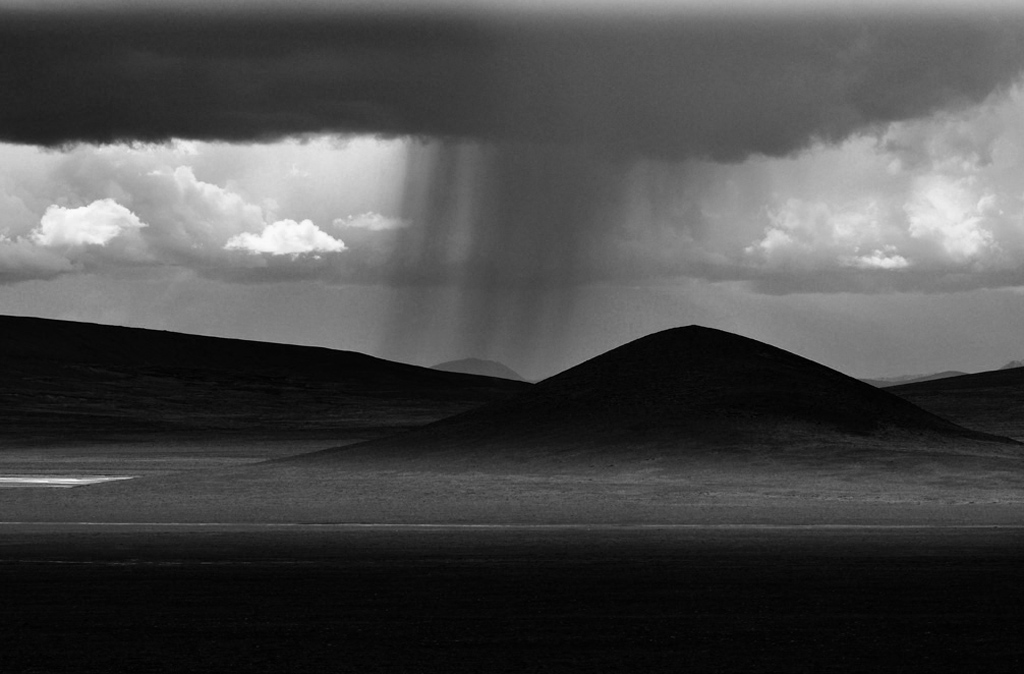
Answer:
[
  {"xmin": 0, "ymin": 315, "xmax": 530, "ymax": 447},
  {"xmin": 432, "ymin": 358, "xmax": 526, "ymax": 382},
  {"xmin": 296, "ymin": 326, "xmax": 1014, "ymax": 469},
  {"xmin": 1000, "ymin": 360, "xmax": 1024, "ymax": 370},
  {"xmin": 860, "ymin": 371, "xmax": 968, "ymax": 388}
]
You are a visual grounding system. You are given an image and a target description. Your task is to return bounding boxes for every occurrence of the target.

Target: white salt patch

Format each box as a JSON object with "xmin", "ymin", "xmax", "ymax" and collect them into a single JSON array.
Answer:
[{"xmin": 0, "ymin": 475, "xmax": 137, "ymax": 488}]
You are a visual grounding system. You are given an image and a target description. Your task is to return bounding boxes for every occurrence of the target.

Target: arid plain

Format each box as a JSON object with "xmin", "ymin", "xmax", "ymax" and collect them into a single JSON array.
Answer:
[
  {"xmin": 3, "ymin": 316, "xmax": 1024, "ymax": 672},
  {"xmin": 2, "ymin": 316, "xmax": 1023, "ymax": 525}
]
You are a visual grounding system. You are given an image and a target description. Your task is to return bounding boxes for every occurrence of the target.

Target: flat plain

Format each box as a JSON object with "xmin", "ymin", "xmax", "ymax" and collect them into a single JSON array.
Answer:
[
  {"xmin": 2, "ymin": 525, "xmax": 1024, "ymax": 674},
  {"xmin": 3, "ymin": 320, "xmax": 1024, "ymax": 672}
]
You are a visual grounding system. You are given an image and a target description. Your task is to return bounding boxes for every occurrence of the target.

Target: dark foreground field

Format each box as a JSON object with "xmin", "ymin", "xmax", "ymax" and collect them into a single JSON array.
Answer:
[
  {"xmin": 2, "ymin": 525, "xmax": 1023, "ymax": 674},
  {"xmin": 3, "ymin": 321, "xmax": 1023, "ymax": 672}
]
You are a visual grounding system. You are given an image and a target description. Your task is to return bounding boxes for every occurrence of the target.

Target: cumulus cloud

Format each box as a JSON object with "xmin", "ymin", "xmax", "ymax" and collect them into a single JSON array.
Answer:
[
  {"xmin": 904, "ymin": 176, "xmax": 997, "ymax": 262},
  {"xmin": 225, "ymin": 219, "xmax": 345, "ymax": 256},
  {"xmin": 140, "ymin": 165, "xmax": 269, "ymax": 264},
  {"xmin": 0, "ymin": 141, "xmax": 403, "ymax": 284},
  {"xmin": 746, "ymin": 197, "xmax": 891, "ymax": 270},
  {"xmin": 32, "ymin": 199, "xmax": 146, "ymax": 247},
  {"xmin": 737, "ymin": 173, "xmax": 1016, "ymax": 292},
  {"xmin": 640, "ymin": 80, "xmax": 1023, "ymax": 294},
  {"xmin": 0, "ymin": 196, "xmax": 152, "ymax": 281}
]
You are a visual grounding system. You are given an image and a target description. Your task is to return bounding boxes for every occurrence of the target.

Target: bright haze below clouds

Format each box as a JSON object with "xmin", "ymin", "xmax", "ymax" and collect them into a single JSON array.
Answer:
[{"xmin": 1, "ymin": 0, "xmax": 1024, "ymax": 380}]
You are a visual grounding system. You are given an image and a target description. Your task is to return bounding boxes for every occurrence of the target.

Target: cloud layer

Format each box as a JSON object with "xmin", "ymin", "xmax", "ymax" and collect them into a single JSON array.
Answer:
[
  {"xmin": 3, "ymin": 8, "xmax": 1024, "ymax": 162},
  {"xmin": 390, "ymin": 82, "xmax": 1024, "ymax": 297},
  {"xmin": 3, "ymin": 6, "xmax": 1024, "ymax": 297},
  {"xmin": 0, "ymin": 142, "xmax": 406, "ymax": 284},
  {"xmin": 726, "ymin": 84, "xmax": 1024, "ymax": 293},
  {"xmin": 4, "ymin": 77, "xmax": 1024, "ymax": 294}
]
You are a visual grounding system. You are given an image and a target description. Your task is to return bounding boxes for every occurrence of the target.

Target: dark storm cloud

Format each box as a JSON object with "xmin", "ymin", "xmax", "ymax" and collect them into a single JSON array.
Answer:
[
  {"xmin": 6, "ymin": 5, "xmax": 1024, "ymax": 367},
  {"xmin": 2, "ymin": 8, "xmax": 1024, "ymax": 160},
  {"xmin": 390, "ymin": 142, "xmax": 627, "ymax": 284},
  {"xmin": 0, "ymin": 8, "xmax": 495, "ymax": 146}
]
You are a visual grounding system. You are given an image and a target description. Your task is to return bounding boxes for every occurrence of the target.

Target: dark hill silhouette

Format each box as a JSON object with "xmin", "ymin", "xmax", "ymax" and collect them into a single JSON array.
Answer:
[
  {"xmin": 295, "ymin": 326, "xmax": 1016, "ymax": 468},
  {"xmin": 432, "ymin": 358, "xmax": 526, "ymax": 381},
  {"xmin": 887, "ymin": 365, "xmax": 1024, "ymax": 441},
  {"xmin": 0, "ymin": 315, "xmax": 529, "ymax": 447}
]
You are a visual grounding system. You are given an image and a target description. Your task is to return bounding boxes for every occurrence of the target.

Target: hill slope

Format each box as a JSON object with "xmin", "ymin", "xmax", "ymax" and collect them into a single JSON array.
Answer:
[
  {"xmin": 296, "ymin": 326, "xmax": 1016, "ymax": 469},
  {"xmin": 887, "ymin": 366, "xmax": 1024, "ymax": 441},
  {"xmin": 0, "ymin": 315, "xmax": 530, "ymax": 447}
]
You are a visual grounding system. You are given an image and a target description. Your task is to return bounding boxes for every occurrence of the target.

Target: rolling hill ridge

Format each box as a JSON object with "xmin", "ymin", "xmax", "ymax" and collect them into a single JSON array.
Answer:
[
  {"xmin": 0, "ymin": 315, "xmax": 530, "ymax": 447},
  {"xmin": 296, "ymin": 326, "xmax": 1017, "ymax": 468},
  {"xmin": 887, "ymin": 365, "xmax": 1024, "ymax": 441}
]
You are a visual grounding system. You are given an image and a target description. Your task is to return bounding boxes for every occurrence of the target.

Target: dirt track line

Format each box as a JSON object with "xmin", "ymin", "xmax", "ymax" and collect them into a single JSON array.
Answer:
[{"xmin": 2, "ymin": 522, "xmax": 1024, "ymax": 530}]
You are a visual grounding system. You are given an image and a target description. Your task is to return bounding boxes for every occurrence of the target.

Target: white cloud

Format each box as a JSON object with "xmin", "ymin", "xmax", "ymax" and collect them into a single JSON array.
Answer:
[
  {"xmin": 841, "ymin": 246, "xmax": 910, "ymax": 270},
  {"xmin": 745, "ymin": 197, "xmax": 898, "ymax": 270},
  {"xmin": 224, "ymin": 219, "xmax": 346, "ymax": 256},
  {"xmin": 31, "ymin": 198, "xmax": 146, "ymax": 247},
  {"xmin": 155, "ymin": 165, "xmax": 267, "ymax": 240},
  {"xmin": 722, "ymin": 82, "xmax": 1024, "ymax": 291},
  {"xmin": 0, "ymin": 139, "xmax": 413, "ymax": 285},
  {"xmin": 905, "ymin": 176, "xmax": 996, "ymax": 262}
]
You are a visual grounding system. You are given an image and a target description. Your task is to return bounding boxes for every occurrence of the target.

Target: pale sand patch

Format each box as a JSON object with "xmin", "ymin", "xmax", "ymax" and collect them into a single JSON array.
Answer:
[{"xmin": 0, "ymin": 475, "xmax": 138, "ymax": 488}]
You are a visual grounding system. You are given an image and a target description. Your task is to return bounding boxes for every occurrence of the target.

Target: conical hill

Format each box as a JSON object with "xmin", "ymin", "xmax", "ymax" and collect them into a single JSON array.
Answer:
[{"xmin": 295, "ymin": 326, "xmax": 1016, "ymax": 467}]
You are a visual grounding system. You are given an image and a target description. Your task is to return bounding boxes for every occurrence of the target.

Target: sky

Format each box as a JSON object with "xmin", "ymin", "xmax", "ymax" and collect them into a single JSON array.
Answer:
[{"xmin": 2, "ymin": 0, "xmax": 1024, "ymax": 380}]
